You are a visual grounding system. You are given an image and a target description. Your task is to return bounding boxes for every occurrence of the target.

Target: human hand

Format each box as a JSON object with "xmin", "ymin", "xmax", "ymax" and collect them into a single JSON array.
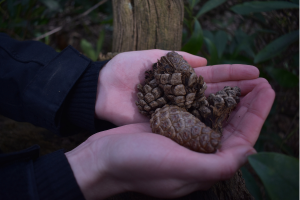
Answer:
[
  {"xmin": 67, "ymin": 80, "xmax": 275, "ymax": 199},
  {"xmin": 95, "ymin": 50, "xmax": 207, "ymax": 126},
  {"xmin": 95, "ymin": 50, "xmax": 262, "ymax": 127}
]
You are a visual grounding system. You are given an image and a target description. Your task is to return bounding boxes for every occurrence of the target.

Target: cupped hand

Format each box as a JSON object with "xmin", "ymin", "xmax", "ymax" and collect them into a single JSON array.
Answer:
[
  {"xmin": 67, "ymin": 78, "xmax": 275, "ymax": 200},
  {"xmin": 95, "ymin": 50, "xmax": 207, "ymax": 126},
  {"xmin": 95, "ymin": 50, "xmax": 262, "ymax": 127}
]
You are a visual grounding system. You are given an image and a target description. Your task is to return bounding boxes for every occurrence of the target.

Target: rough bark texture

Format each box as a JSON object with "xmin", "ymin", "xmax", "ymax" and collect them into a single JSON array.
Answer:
[
  {"xmin": 110, "ymin": 1, "xmax": 253, "ymax": 199},
  {"xmin": 112, "ymin": 0, "xmax": 184, "ymax": 52}
]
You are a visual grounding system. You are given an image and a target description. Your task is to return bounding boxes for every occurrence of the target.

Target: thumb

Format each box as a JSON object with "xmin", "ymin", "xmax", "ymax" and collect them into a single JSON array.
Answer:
[{"xmin": 209, "ymin": 146, "xmax": 257, "ymax": 181}]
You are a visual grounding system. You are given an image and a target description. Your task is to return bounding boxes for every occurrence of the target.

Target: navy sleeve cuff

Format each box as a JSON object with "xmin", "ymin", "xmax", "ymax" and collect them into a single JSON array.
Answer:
[
  {"xmin": 0, "ymin": 145, "xmax": 85, "ymax": 200},
  {"xmin": 33, "ymin": 150, "xmax": 85, "ymax": 200},
  {"xmin": 62, "ymin": 60, "xmax": 117, "ymax": 134}
]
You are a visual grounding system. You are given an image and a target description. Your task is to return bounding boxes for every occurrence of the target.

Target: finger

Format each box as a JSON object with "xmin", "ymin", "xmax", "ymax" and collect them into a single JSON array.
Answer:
[
  {"xmin": 139, "ymin": 50, "xmax": 207, "ymax": 68},
  {"xmin": 222, "ymin": 83, "xmax": 275, "ymax": 147},
  {"xmin": 210, "ymin": 146, "xmax": 256, "ymax": 181},
  {"xmin": 194, "ymin": 64, "xmax": 259, "ymax": 83},
  {"xmin": 176, "ymin": 145, "xmax": 255, "ymax": 182},
  {"xmin": 175, "ymin": 51, "xmax": 207, "ymax": 68},
  {"xmin": 205, "ymin": 78, "xmax": 268, "ymax": 96}
]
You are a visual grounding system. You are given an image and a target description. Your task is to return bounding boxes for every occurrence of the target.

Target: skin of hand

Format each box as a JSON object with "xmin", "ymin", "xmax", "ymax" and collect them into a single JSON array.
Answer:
[
  {"xmin": 95, "ymin": 50, "xmax": 267, "ymax": 127},
  {"xmin": 95, "ymin": 50, "xmax": 208, "ymax": 126},
  {"xmin": 67, "ymin": 51, "xmax": 275, "ymax": 199}
]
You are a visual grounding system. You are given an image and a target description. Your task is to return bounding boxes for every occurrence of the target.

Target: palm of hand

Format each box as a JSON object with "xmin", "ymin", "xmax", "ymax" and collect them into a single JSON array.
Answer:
[
  {"xmin": 95, "ymin": 50, "xmax": 207, "ymax": 125},
  {"xmin": 88, "ymin": 77, "xmax": 274, "ymax": 198}
]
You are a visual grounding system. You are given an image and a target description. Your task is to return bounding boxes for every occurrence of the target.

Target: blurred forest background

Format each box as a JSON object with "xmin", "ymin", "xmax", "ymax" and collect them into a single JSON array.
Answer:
[{"xmin": 0, "ymin": 0, "xmax": 299, "ymax": 200}]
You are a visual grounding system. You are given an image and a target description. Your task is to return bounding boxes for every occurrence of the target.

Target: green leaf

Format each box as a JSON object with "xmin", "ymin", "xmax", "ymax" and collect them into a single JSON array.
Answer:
[
  {"xmin": 188, "ymin": 0, "xmax": 200, "ymax": 9},
  {"xmin": 204, "ymin": 38, "xmax": 218, "ymax": 65},
  {"xmin": 181, "ymin": 19, "xmax": 203, "ymax": 55},
  {"xmin": 266, "ymin": 68, "xmax": 299, "ymax": 88},
  {"xmin": 252, "ymin": 13, "xmax": 267, "ymax": 24},
  {"xmin": 248, "ymin": 153, "xmax": 299, "ymax": 200},
  {"xmin": 196, "ymin": 0, "xmax": 226, "ymax": 18},
  {"xmin": 80, "ymin": 39, "xmax": 97, "ymax": 61},
  {"xmin": 215, "ymin": 30, "xmax": 227, "ymax": 58},
  {"xmin": 96, "ymin": 30, "xmax": 105, "ymax": 56},
  {"xmin": 203, "ymin": 30, "xmax": 214, "ymax": 42},
  {"xmin": 241, "ymin": 167, "xmax": 263, "ymax": 200},
  {"xmin": 40, "ymin": 0, "xmax": 62, "ymax": 12},
  {"xmin": 231, "ymin": 30, "xmax": 256, "ymax": 59},
  {"xmin": 231, "ymin": 1, "xmax": 299, "ymax": 15},
  {"xmin": 254, "ymin": 30, "xmax": 299, "ymax": 63}
]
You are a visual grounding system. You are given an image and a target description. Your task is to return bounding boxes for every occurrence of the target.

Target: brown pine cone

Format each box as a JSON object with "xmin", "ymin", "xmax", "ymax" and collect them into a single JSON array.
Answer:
[
  {"xmin": 136, "ymin": 51, "xmax": 241, "ymax": 154},
  {"xmin": 136, "ymin": 51, "xmax": 207, "ymax": 116},
  {"xmin": 191, "ymin": 86, "xmax": 241, "ymax": 133},
  {"xmin": 153, "ymin": 51, "xmax": 206, "ymax": 110},
  {"xmin": 150, "ymin": 105, "xmax": 222, "ymax": 153},
  {"xmin": 135, "ymin": 70, "xmax": 167, "ymax": 117}
]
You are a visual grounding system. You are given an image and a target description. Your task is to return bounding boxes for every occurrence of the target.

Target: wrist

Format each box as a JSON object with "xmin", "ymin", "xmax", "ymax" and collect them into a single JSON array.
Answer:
[
  {"xmin": 95, "ymin": 62, "xmax": 116, "ymax": 124},
  {"xmin": 65, "ymin": 139, "xmax": 125, "ymax": 199}
]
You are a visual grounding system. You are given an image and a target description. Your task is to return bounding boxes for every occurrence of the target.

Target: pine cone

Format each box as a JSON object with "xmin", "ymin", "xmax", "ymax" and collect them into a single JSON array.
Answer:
[
  {"xmin": 191, "ymin": 86, "xmax": 241, "ymax": 133},
  {"xmin": 136, "ymin": 51, "xmax": 207, "ymax": 116},
  {"xmin": 135, "ymin": 70, "xmax": 167, "ymax": 117},
  {"xmin": 136, "ymin": 51, "xmax": 241, "ymax": 153},
  {"xmin": 153, "ymin": 51, "xmax": 206, "ymax": 110},
  {"xmin": 150, "ymin": 105, "xmax": 221, "ymax": 153}
]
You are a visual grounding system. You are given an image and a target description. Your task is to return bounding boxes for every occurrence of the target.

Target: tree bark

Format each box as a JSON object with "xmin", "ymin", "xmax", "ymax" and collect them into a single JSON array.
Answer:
[
  {"xmin": 112, "ymin": 0, "xmax": 184, "ymax": 52},
  {"xmin": 110, "ymin": 1, "xmax": 254, "ymax": 200}
]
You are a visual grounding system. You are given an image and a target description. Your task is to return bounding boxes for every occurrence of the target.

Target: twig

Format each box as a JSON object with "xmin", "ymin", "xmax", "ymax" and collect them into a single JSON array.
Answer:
[
  {"xmin": 78, "ymin": 0, "xmax": 108, "ymax": 19},
  {"xmin": 33, "ymin": 0, "xmax": 108, "ymax": 41},
  {"xmin": 35, "ymin": 27, "xmax": 62, "ymax": 41}
]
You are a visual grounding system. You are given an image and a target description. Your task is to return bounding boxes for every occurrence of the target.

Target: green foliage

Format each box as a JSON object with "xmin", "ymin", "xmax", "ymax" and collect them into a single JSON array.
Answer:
[
  {"xmin": 80, "ymin": 31, "xmax": 105, "ymax": 61},
  {"xmin": 203, "ymin": 37, "xmax": 218, "ymax": 65},
  {"xmin": 182, "ymin": 19, "xmax": 203, "ymax": 55},
  {"xmin": 231, "ymin": 1, "xmax": 299, "ymax": 15},
  {"xmin": 40, "ymin": 0, "xmax": 62, "ymax": 14},
  {"xmin": 215, "ymin": 30, "xmax": 227, "ymax": 58},
  {"xmin": 248, "ymin": 153, "xmax": 299, "ymax": 200},
  {"xmin": 183, "ymin": 1, "xmax": 299, "ymax": 199},
  {"xmin": 188, "ymin": 0, "xmax": 201, "ymax": 9},
  {"xmin": 80, "ymin": 39, "xmax": 97, "ymax": 61},
  {"xmin": 266, "ymin": 68, "xmax": 299, "ymax": 88},
  {"xmin": 241, "ymin": 167, "xmax": 262, "ymax": 200},
  {"xmin": 196, "ymin": 0, "xmax": 226, "ymax": 18},
  {"xmin": 0, "ymin": 0, "xmax": 112, "ymax": 40},
  {"xmin": 254, "ymin": 30, "xmax": 299, "ymax": 63}
]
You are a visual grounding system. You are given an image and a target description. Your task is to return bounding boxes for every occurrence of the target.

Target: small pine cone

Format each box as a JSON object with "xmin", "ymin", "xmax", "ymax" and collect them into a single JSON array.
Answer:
[
  {"xmin": 150, "ymin": 105, "xmax": 222, "ymax": 153},
  {"xmin": 153, "ymin": 51, "xmax": 205, "ymax": 110},
  {"xmin": 192, "ymin": 86, "xmax": 241, "ymax": 133},
  {"xmin": 135, "ymin": 80, "xmax": 167, "ymax": 117}
]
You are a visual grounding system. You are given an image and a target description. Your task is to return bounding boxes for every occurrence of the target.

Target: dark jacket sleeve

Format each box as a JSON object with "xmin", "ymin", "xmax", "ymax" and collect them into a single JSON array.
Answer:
[
  {"xmin": 0, "ymin": 33, "xmax": 115, "ymax": 199},
  {"xmin": 0, "ymin": 145, "xmax": 85, "ymax": 200},
  {"xmin": 0, "ymin": 33, "xmax": 115, "ymax": 135}
]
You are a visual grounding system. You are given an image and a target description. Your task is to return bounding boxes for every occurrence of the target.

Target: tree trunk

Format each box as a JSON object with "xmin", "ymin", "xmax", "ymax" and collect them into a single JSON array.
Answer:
[
  {"xmin": 109, "ymin": 1, "xmax": 253, "ymax": 200},
  {"xmin": 112, "ymin": 0, "xmax": 184, "ymax": 52}
]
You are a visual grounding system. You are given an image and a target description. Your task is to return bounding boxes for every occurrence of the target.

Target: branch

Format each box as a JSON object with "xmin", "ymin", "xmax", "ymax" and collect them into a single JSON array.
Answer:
[{"xmin": 33, "ymin": 0, "xmax": 108, "ymax": 41}]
